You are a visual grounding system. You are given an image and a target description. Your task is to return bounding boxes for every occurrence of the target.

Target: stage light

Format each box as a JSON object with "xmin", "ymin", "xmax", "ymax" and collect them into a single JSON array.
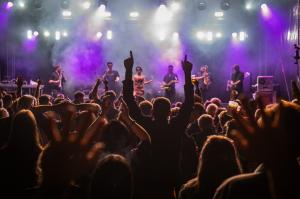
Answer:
[
  {"xmin": 106, "ymin": 30, "xmax": 112, "ymax": 40},
  {"xmin": 196, "ymin": 31, "xmax": 205, "ymax": 40},
  {"xmin": 33, "ymin": 31, "xmax": 39, "ymax": 37},
  {"xmin": 62, "ymin": 10, "xmax": 72, "ymax": 17},
  {"xmin": 18, "ymin": 1, "xmax": 25, "ymax": 8},
  {"xmin": 82, "ymin": 1, "xmax": 91, "ymax": 9},
  {"xmin": 216, "ymin": 32, "xmax": 222, "ymax": 38},
  {"xmin": 245, "ymin": 2, "xmax": 252, "ymax": 10},
  {"xmin": 44, "ymin": 31, "xmax": 50, "ymax": 37},
  {"xmin": 261, "ymin": 3, "xmax": 268, "ymax": 10},
  {"xmin": 170, "ymin": 2, "xmax": 180, "ymax": 12},
  {"xmin": 62, "ymin": 31, "xmax": 68, "ymax": 37},
  {"xmin": 61, "ymin": 0, "xmax": 70, "ymax": 10},
  {"xmin": 172, "ymin": 32, "xmax": 179, "ymax": 40},
  {"xmin": 239, "ymin": 31, "xmax": 246, "ymax": 41},
  {"xmin": 220, "ymin": 0, "xmax": 231, "ymax": 10},
  {"xmin": 214, "ymin": 11, "xmax": 224, "ymax": 17},
  {"xmin": 232, "ymin": 32, "xmax": 238, "ymax": 38},
  {"xmin": 129, "ymin": 12, "xmax": 139, "ymax": 18},
  {"xmin": 198, "ymin": 1, "xmax": 207, "ymax": 11},
  {"xmin": 158, "ymin": 32, "xmax": 166, "ymax": 41},
  {"xmin": 96, "ymin": 32, "xmax": 103, "ymax": 39},
  {"xmin": 55, "ymin": 31, "xmax": 61, "ymax": 40},
  {"xmin": 207, "ymin": 32, "xmax": 213, "ymax": 41},
  {"xmin": 97, "ymin": 0, "xmax": 107, "ymax": 8},
  {"xmin": 159, "ymin": 0, "xmax": 167, "ymax": 6},
  {"xmin": 6, "ymin": 1, "xmax": 14, "ymax": 9},
  {"xmin": 155, "ymin": 4, "xmax": 172, "ymax": 23},
  {"xmin": 27, "ymin": 30, "xmax": 33, "ymax": 40}
]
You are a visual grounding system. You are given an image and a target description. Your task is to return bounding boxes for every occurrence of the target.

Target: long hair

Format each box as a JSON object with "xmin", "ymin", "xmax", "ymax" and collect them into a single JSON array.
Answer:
[{"xmin": 184, "ymin": 135, "xmax": 242, "ymax": 198}]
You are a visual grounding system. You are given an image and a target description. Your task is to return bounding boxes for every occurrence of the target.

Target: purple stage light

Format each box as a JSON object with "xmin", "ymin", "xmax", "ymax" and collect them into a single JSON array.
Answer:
[{"xmin": 6, "ymin": 1, "xmax": 14, "ymax": 9}]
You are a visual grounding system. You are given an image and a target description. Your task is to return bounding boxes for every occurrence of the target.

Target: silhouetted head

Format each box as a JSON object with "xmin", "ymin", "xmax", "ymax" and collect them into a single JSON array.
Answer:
[
  {"xmin": 89, "ymin": 154, "xmax": 132, "ymax": 199},
  {"xmin": 196, "ymin": 135, "xmax": 242, "ymax": 195},
  {"xmin": 206, "ymin": 103, "xmax": 218, "ymax": 117},
  {"xmin": 9, "ymin": 110, "xmax": 42, "ymax": 151},
  {"xmin": 17, "ymin": 95, "xmax": 36, "ymax": 111},
  {"xmin": 39, "ymin": 94, "xmax": 52, "ymax": 105},
  {"xmin": 139, "ymin": 100, "xmax": 153, "ymax": 117},
  {"xmin": 153, "ymin": 97, "xmax": 171, "ymax": 121},
  {"xmin": 0, "ymin": 108, "xmax": 9, "ymax": 119},
  {"xmin": 197, "ymin": 114, "xmax": 215, "ymax": 135},
  {"xmin": 100, "ymin": 120, "xmax": 131, "ymax": 153},
  {"xmin": 210, "ymin": 98, "xmax": 222, "ymax": 107},
  {"xmin": 3, "ymin": 94, "xmax": 13, "ymax": 109},
  {"xmin": 74, "ymin": 91, "xmax": 85, "ymax": 104},
  {"xmin": 218, "ymin": 110, "xmax": 232, "ymax": 133},
  {"xmin": 190, "ymin": 103, "xmax": 206, "ymax": 123}
]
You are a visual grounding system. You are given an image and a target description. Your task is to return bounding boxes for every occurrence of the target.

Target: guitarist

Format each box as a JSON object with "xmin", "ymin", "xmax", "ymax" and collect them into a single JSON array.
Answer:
[
  {"xmin": 228, "ymin": 64, "xmax": 244, "ymax": 97},
  {"xmin": 163, "ymin": 65, "xmax": 179, "ymax": 103}
]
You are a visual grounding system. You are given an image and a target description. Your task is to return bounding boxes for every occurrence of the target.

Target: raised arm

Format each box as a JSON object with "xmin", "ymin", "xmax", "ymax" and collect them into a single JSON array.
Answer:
[
  {"xmin": 123, "ymin": 51, "xmax": 145, "ymax": 122},
  {"xmin": 89, "ymin": 78, "xmax": 101, "ymax": 101},
  {"xmin": 118, "ymin": 98, "xmax": 151, "ymax": 142},
  {"xmin": 174, "ymin": 55, "xmax": 194, "ymax": 125}
]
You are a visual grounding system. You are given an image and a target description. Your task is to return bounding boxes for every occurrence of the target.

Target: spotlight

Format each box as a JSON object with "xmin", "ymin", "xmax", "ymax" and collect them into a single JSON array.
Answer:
[
  {"xmin": 97, "ymin": 0, "xmax": 107, "ymax": 7},
  {"xmin": 106, "ymin": 30, "xmax": 112, "ymax": 40},
  {"xmin": 196, "ymin": 31, "xmax": 205, "ymax": 40},
  {"xmin": 216, "ymin": 32, "xmax": 222, "ymax": 38},
  {"xmin": 96, "ymin": 32, "xmax": 103, "ymax": 39},
  {"xmin": 261, "ymin": 3, "xmax": 268, "ymax": 10},
  {"xmin": 170, "ymin": 2, "xmax": 180, "ymax": 12},
  {"xmin": 239, "ymin": 31, "xmax": 246, "ymax": 41},
  {"xmin": 198, "ymin": 1, "xmax": 207, "ymax": 11},
  {"xmin": 62, "ymin": 31, "xmax": 68, "ymax": 37},
  {"xmin": 129, "ymin": 12, "xmax": 139, "ymax": 18},
  {"xmin": 27, "ymin": 30, "xmax": 33, "ymax": 39},
  {"xmin": 61, "ymin": 0, "xmax": 70, "ymax": 10},
  {"xmin": 44, "ymin": 31, "xmax": 50, "ymax": 37},
  {"xmin": 55, "ymin": 31, "xmax": 61, "ymax": 40},
  {"xmin": 159, "ymin": 0, "xmax": 167, "ymax": 6},
  {"xmin": 33, "ymin": 31, "xmax": 39, "ymax": 36},
  {"xmin": 245, "ymin": 2, "xmax": 252, "ymax": 10},
  {"xmin": 104, "ymin": 11, "xmax": 111, "ymax": 18},
  {"xmin": 6, "ymin": 1, "xmax": 14, "ymax": 9},
  {"xmin": 220, "ymin": 0, "xmax": 231, "ymax": 10},
  {"xmin": 207, "ymin": 32, "xmax": 213, "ymax": 41},
  {"xmin": 214, "ymin": 11, "xmax": 224, "ymax": 17},
  {"xmin": 18, "ymin": 1, "xmax": 25, "ymax": 8},
  {"xmin": 62, "ymin": 10, "xmax": 72, "ymax": 17},
  {"xmin": 232, "ymin": 32, "xmax": 238, "ymax": 38},
  {"xmin": 82, "ymin": 1, "xmax": 91, "ymax": 9}
]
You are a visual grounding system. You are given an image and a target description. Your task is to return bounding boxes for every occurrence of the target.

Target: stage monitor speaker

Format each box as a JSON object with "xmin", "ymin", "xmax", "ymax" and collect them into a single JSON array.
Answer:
[{"xmin": 257, "ymin": 76, "xmax": 274, "ymax": 92}]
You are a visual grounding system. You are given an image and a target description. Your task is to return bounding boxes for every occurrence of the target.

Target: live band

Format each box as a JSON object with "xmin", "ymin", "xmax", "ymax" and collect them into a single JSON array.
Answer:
[{"xmin": 48, "ymin": 62, "xmax": 245, "ymax": 101}]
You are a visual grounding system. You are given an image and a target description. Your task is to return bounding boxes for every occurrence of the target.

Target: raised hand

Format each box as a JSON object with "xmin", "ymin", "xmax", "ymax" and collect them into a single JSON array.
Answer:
[
  {"xmin": 124, "ymin": 51, "xmax": 134, "ymax": 71},
  {"xmin": 181, "ymin": 55, "xmax": 193, "ymax": 74},
  {"xmin": 117, "ymin": 97, "xmax": 130, "ymax": 123}
]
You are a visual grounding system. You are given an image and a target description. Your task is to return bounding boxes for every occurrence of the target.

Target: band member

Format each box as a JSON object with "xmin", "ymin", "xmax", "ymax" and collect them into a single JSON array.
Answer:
[
  {"xmin": 48, "ymin": 65, "xmax": 66, "ymax": 96},
  {"xmin": 163, "ymin": 65, "xmax": 179, "ymax": 103},
  {"xmin": 193, "ymin": 65, "xmax": 211, "ymax": 100},
  {"xmin": 102, "ymin": 62, "xmax": 120, "ymax": 93},
  {"xmin": 133, "ymin": 66, "xmax": 152, "ymax": 97},
  {"xmin": 228, "ymin": 64, "xmax": 244, "ymax": 96}
]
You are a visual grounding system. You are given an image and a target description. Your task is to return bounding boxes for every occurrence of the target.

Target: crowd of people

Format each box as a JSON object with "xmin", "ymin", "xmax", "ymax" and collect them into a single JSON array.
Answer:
[{"xmin": 0, "ymin": 51, "xmax": 300, "ymax": 199}]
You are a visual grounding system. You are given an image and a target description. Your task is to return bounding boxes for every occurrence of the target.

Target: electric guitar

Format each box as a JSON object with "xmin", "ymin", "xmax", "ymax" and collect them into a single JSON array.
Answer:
[{"xmin": 161, "ymin": 80, "xmax": 179, "ymax": 91}]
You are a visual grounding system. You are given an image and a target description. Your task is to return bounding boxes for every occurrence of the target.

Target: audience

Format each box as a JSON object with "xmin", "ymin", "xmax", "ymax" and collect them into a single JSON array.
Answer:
[{"xmin": 0, "ymin": 51, "xmax": 299, "ymax": 199}]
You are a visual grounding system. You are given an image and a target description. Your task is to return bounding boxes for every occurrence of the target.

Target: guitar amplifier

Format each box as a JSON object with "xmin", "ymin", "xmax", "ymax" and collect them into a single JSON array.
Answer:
[{"xmin": 257, "ymin": 76, "xmax": 274, "ymax": 92}]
